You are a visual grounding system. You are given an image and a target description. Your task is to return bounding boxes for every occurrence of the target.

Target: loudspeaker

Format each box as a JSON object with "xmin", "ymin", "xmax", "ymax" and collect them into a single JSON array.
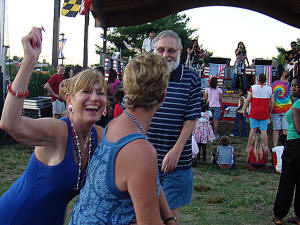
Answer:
[
  {"xmin": 209, "ymin": 57, "xmax": 231, "ymax": 65},
  {"xmin": 254, "ymin": 59, "xmax": 272, "ymax": 65}
]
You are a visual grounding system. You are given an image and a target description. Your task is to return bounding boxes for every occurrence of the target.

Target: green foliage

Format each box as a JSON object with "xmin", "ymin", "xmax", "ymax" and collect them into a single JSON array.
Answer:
[
  {"xmin": 274, "ymin": 38, "xmax": 300, "ymax": 65},
  {"xmin": 27, "ymin": 72, "xmax": 51, "ymax": 97},
  {"xmin": 6, "ymin": 63, "xmax": 51, "ymax": 98},
  {"xmin": 96, "ymin": 13, "xmax": 198, "ymax": 63}
]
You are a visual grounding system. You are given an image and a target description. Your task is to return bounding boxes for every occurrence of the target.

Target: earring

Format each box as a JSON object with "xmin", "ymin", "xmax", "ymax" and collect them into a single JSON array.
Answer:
[
  {"xmin": 102, "ymin": 107, "xmax": 107, "ymax": 116},
  {"xmin": 68, "ymin": 105, "xmax": 74, "ymax": 113}
]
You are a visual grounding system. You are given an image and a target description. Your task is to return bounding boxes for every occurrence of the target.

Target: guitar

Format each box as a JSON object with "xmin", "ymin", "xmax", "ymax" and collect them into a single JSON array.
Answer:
[{"xmin": 285, "ymin": 59, "xmax": 299, "ymax": 73}]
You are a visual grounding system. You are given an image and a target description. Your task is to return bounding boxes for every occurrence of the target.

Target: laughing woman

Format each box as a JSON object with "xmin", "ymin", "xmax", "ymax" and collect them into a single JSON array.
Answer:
[{"xmin": 0, "ymin": 27, "xmax": 107, "ymax": 225}]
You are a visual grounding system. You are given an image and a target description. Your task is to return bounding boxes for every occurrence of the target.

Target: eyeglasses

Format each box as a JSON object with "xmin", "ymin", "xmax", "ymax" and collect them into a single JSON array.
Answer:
[{"xmin": 155, "ymin": 47, "xmax": 178, "ymax": 55}]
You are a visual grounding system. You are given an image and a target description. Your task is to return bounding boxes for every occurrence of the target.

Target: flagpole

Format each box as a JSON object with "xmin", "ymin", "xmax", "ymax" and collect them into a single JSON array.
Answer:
[
  {"xmin": 0, "ymin": 0, "xmax": 6, "ymax": 110},
  {"xmin": 52, "ymin": 0, "xmax": 60, "ymax": 67},
  {"xmin": 83, "ymin": 10, "xmax": 89, "ymax": 69}
]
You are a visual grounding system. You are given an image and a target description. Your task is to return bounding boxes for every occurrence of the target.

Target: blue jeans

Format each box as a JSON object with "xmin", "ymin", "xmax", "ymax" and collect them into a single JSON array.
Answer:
[{"xmin": 233, "ymin": 113, "xmax": 246, "ymax": 136}]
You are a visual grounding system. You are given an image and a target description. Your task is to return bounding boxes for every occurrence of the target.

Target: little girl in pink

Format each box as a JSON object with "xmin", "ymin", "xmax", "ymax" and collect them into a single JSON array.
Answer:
[{"xmin": 193, "ymin": 104, "xmax": 215, "ymax": 165}]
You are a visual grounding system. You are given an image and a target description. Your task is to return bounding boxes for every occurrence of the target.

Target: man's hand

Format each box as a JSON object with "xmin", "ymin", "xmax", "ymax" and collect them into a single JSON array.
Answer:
[{"xmin": 161, "ymin": 146, "xmax": 181, "ymax": 173}]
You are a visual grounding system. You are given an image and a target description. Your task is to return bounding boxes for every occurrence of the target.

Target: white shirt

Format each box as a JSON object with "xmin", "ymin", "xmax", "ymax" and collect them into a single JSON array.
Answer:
[{"xmin": 142, "ymin": 37, "xmax": 154, "ymax": 53}]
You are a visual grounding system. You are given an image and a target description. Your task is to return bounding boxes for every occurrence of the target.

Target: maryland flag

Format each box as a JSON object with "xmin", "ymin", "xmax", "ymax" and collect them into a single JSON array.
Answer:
[{"xmin": 61, "ymin": 0, "xmax": 82, "ymax": 17}]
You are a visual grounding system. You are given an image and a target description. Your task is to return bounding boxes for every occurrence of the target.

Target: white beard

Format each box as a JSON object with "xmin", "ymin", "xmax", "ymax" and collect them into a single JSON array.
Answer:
[{"xmin": 167, "ymin": 52, "xmax": 181, "ymax": 73}]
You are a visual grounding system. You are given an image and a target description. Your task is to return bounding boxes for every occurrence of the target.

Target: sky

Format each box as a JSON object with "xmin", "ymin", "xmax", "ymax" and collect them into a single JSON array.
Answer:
[{"xmin": 4, "ymin": 0, "xmax": 300, "ymax": 66}]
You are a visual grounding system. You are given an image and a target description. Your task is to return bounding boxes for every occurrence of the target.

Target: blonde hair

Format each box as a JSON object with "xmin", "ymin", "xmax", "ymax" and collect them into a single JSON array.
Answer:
[
  {"xmin": 59, "ymin": 69, "xmax": 107, "ymax": 101},
  {"xmin": 123, "ymin": 53, "xmax": 169, "ymax": 110},
  {"xmin": 251, "ymin": 133, "xmax": 264, "ymax": 161}
]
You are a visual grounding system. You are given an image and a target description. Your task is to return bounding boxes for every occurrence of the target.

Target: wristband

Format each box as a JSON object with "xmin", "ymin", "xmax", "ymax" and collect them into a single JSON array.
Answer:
[{"xmin": 7, "ymin": 83, "xmax": 29, "ymax": 98}]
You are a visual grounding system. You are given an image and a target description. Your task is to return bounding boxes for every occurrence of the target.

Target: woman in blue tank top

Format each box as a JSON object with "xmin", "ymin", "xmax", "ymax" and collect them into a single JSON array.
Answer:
[
  {"xmin": 0, "ymin": 27, "xmax": 107, "ymax": 225},
  {"xmin": 69, "ymin": 54, "xmax": 177, "ymax": 224}
]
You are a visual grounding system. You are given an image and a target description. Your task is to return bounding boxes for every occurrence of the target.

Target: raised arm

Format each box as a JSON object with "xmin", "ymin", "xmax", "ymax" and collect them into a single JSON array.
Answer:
[{"xmin": 0, "ymin": 27, "xmax": 64, "ymax": 146}]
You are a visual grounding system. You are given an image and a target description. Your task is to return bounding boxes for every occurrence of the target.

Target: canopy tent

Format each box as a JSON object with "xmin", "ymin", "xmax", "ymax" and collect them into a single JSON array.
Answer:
[{"xmin": 90, "ymin": 0, "xmax": 300, "ymax": 28}]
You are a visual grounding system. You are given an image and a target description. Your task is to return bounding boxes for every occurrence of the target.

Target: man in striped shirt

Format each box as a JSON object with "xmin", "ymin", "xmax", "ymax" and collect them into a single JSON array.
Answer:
[{"xmin": 148, "ymin": 30, "xmax": 201, "ymax": 224}]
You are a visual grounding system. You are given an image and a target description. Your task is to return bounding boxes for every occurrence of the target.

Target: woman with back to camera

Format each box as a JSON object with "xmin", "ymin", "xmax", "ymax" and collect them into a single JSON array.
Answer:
[
  {"xmin": 0, "ymin": 27, "xmax": 107, "ymax": 225},
  {"xmin": 273, "ymin": 76, "xmax": 300, "ymax": 225},
  {"xmin": 203, "ymin": 77, "xmax": 223, "ymax": 139},
  {"xmin": 69, "ymin": 53, "xmax": 177, "ymax": 225}
]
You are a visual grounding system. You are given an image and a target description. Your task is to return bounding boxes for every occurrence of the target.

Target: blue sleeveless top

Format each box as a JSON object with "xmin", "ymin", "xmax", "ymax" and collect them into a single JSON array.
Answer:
[
  {"xmin": 69, "ymin": 125, "xmax": 161, "ymax": 225},
  {"xmin": 0, "ymin": 117, "xmax": 97, "ymax": 225}
]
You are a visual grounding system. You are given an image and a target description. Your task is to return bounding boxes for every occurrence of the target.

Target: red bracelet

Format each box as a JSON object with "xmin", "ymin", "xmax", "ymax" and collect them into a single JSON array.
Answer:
[{"xmin": 7, "ymin": 83, "xmax": 29, "ymax": 98}]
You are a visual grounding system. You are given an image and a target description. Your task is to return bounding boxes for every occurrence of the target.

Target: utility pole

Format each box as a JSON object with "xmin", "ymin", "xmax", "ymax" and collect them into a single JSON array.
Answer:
[
  {"xmin": 52, "ymin": 0, "xmax": 60, "ymax": 67},
  {"xmin": 83, "ymin": 10, "xmax": 89, "ymax": 69}
]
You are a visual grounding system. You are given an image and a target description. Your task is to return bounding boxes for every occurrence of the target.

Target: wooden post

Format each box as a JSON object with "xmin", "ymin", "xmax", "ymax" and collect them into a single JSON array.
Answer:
[
  {"xmin": 83, "ymin": 11, "xmax": 89, "ymax": 69},
  {"xmin": 52, "ymin": 0, "xmax": 60, "ymax": 67},
  {"xmin": 103, "ymin": 27, "xmax": 107, "ymax": 53}
]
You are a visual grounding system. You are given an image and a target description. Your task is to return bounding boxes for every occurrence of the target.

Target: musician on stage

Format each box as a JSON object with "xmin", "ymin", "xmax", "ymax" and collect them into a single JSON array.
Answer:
[
  {"xmin": 186, "ymin": 40, "xmax": 208, "ymax": 69},
  {"xmin": 284, "ymin": 41, "xmax": 300, "ymax": 79},
  {"xmin": 232, "ymin": 41, "xmax": 249, "ymax": 91}
]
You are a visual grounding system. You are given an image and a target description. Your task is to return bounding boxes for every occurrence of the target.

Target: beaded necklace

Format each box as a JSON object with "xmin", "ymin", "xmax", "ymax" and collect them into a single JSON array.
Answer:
[
  {"xmin": 123, "ymin": 110, "xmax": 146, "ymax": 136},
  {"xmin": 68, "ymin": 117, "xmax": 95, "ymax": 192}
]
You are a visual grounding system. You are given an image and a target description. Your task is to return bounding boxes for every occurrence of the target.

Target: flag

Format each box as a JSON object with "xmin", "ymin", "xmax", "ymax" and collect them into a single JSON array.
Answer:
[
  {"xmin": 255, "ymin": 65, "xmax": 272, "ymax": 86},
  {"xmin": 61, "ymin": 0, "xmax": 82, "ymax": 17},
  {"xmin": 58, "ymin": 38, "xmax": 67, "ymax": 59},
  {"xmin": 79, "ymin": 0, "xmax": 92, "ymax": 15},
  {"xmin": 209, "ymin": 63, "xmax": 226, "ymax": 86}
]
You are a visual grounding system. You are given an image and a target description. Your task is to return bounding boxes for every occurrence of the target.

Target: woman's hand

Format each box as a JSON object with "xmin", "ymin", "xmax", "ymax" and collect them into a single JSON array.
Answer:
[{"xmin": 21, "ymin": 27, "xmax": 43, "ymax": 64}]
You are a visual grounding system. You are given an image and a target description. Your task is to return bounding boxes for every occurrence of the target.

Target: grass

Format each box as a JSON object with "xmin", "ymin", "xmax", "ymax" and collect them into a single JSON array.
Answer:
[{"xmin": 0, "ymin": 121, "xmax": 295, "ymax": 224}]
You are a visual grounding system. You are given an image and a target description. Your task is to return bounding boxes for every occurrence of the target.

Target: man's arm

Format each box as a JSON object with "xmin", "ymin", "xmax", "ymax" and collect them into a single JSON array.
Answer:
[
  {"xmin": 44, "ymin": 82, "xmax": 60, "ymax": 99},
  {"xmin": 161, "ymin": 119, "xmax": 197, "ymax": 173},
  {"xmin": 142, "ymin": 38, "xmax": 147, "ymax": 53}
]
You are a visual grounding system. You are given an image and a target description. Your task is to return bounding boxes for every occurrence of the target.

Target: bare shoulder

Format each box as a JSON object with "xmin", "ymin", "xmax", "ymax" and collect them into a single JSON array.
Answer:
[{"xmin": 123, "ymin": 139, "xmax": 157, "ymax": 164}]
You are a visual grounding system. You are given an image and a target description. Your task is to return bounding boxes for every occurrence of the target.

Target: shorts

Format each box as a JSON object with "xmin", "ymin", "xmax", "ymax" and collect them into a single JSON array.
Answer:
[
  {"xmin": 271, "ymin": 113, "xmax": 288, "ymax": 130},
  {"xmin": 209, "ymin": 107, "xmax": 221, "ymax": 120},
  {"xmin": 52, "ymin": 100, "xmax": 66, "ymax": 115},
  {"xmin": 159, "ymin": 168, "xmax": 193, "ymax": 210},
  {"xmin": 249, "ymin": 118, "xmax": 269, "ymax": 131}
]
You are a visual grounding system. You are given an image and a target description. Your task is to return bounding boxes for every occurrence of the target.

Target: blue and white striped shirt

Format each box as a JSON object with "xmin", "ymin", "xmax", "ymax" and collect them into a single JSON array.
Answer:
[{"xmin": 148, "ymin": 64, "xmax": 201, "ymax": 170}]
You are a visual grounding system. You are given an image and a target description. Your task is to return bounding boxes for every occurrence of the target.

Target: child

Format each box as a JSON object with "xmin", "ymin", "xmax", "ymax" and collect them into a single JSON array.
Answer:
[
  {"xmin": 211, "ymin": 136, "xmax": 235, "ymax": 169},
  {"xmin": 230, "ymin": 89, "xmax": 247, "ymax": 137},
  {"xmin": 203, "ymin": 77, "xmax": 223, "ymax": 138},
  {"xmin": 113, "ymin": 89, "xmax": 124, "ymax": 118},
  {"xmin": 193, "ymin": 104, "xmax": 215, "ymax": 165},
  {"xmin": 246, "ymin": 133, "xmax": 268, "ymax": 170},
  {"xmin": 272, "ymin": 134, "xmax": 287, "ymax": 174}
]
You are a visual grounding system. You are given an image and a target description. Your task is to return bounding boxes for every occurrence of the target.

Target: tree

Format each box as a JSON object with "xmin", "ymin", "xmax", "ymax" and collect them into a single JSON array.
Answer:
[
  {"xmin": 96, "ymin": 13, "xmax": 198, "ymax": 63},
  {"xmin": 274, "ymin": 38, "xmax": 300, "ymax": 65}
]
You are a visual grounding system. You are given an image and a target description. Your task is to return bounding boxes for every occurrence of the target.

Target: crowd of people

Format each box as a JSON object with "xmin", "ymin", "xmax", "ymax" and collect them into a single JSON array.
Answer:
[{"xmin": 0, "ymin": 26, "xmax": 299, "ymax": 225}]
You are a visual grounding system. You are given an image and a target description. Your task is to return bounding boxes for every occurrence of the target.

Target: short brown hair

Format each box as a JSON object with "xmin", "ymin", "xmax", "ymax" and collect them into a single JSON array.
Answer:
[
  {"xmin": 258, "ymin": 73, "xmax": 266, "ymax": 84},
  {"xmin": 220, "ymin": 135, "xmax": 229, "ymax": 146}
]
